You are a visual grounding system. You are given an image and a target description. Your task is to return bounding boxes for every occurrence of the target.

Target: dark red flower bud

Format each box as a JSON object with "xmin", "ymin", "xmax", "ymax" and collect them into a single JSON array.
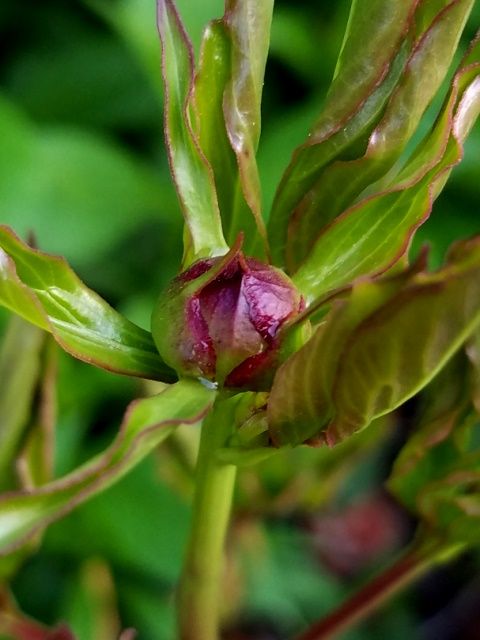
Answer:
[{"xmin": 151, "ymin": 245, "xmax": 305, "ymax": 389}]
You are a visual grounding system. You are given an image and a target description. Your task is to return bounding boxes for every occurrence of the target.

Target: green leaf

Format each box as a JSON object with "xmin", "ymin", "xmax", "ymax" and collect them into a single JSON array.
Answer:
[
  {"xmin": 387, "ymin": 351, "xmax": 480, "ymax": 545},
  {"xmin": 17, "ymin": 337, "xmax": 58, "ymax": 490},
  {"xmin": 415, "ymin": 454, "xmax": 480, "ymax": 544},
  {"xmin": 0, "ymin": 379, "xmax": 214, "ymax": 556},
  {"xmin": 268, "ymin": 268, "xmax": 416, "ymax": 447},
  {"xmin": 192, "ymin": 20, "xmax": 264, "ymax": 257},
  {"xmin": 293, "ymin": 35, "xmax": 480, "ymax": 302},
  {"xmin": 269, "ymin": 0, "xmax": 475, "ymax": 270},
  {"xmin": 267, "ymin": 0, "xmax": 417, "ymax": 264},
  {"xmin": 221, "ymin": 0, "xmax": 273, "ymax": 257},
  {"xmin": 329, "ymin": 241, "xmax": 480, "ymax": 444},
  {"xmin": 387, "ymin": 353, "xmax": 473, "ymax": 514},
  {"xmin": 0, "ymin": 316, "xmax": 45, "ymax": 486},
  {"xmin": 269, "ymin": 239, "xmax": 480, "ymax": 446},
  {"xmin": 157, "ymin": 0, "xmax": 228, "ymax": 263},
  {"xmin": 0, "ymin": 226, "xmax": 175, "ymax": 382}
]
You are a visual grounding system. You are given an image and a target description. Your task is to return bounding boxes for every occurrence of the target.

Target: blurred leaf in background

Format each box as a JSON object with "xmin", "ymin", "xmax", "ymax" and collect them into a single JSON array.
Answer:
[{"xmin": 0, "ymin": 0, "xmax": 479, "ymax": 639}]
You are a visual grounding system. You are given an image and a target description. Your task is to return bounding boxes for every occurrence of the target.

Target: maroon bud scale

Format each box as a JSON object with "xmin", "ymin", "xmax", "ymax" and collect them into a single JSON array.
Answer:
[{"xmin": 151, "ymin": 245, "xmax": 304, "ymax": 389}]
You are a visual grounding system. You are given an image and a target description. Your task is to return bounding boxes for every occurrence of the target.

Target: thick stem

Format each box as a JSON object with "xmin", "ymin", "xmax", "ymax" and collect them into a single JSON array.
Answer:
[
  {"xmin": 177, "ymin": 402, "xmax": 237, "ymax": 640},
  {"xmin": 297, "ymin": 537, "xmax": 463, "ymax": 640}
]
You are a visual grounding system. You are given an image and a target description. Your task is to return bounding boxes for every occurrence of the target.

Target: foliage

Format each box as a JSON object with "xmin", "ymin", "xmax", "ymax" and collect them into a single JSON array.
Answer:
[{"xmin": 0, "ymin": 0, "xmax": 479, "ymax": 638}]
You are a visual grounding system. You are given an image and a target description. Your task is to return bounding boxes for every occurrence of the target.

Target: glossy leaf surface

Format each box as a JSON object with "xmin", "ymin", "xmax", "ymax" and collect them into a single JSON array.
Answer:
[
  {"xmin": 193, "ymin": 11, "xmax": 269, "ymax": 257},
  {"xmin": 0, "ymin": 380, "xmax": 214, "ymax": 555},
  {"xmin": 269, "ymin": 239, "xmax": 480, "ymax": 446},
  {"xmin": 157, "ymin": 0, "xmax": 228, "ymax": 263},
  {"xmin": 294, "ymin": 34, "xmax": 480, "ymax": 302},
  {"xmin": 269, "ymin": 0, "xmax": 474, "ymax": 270},
  {"xmin": 267, "ymin": 0, "xmax": 418, "ymax": 264},
  {"xmin": 222, "ymin": 0, "xmax": 273, "ymax": 256},
  {"xmin": 0, "ymin": 226, "xmax": 175, "ymax": 381}
]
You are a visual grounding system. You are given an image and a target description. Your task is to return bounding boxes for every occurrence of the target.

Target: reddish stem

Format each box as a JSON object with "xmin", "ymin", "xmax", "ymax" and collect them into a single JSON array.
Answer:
[{"xmin": 296, "ymin": 538, "xmax": 458, "ymax": 640}]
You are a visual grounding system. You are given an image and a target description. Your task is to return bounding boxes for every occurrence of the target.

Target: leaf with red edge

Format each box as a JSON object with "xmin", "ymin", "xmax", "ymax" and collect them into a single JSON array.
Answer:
[
  {"xmin": 0, "ymin": 226, "xmax": 175, "ymax": 382},
  {"xmin": 0, "ymin": 379, "xmax": 214, "ymax": 555},
  {"xmin": 269, "ymin": 0, "xmax": 475, "ymax": 271},
  {"xmin": 293, "ymin": 33, "xmax": 480, "ymax": 302},
  {"xmin": 221, "ymin": 0, "xmax": 273, "ymax": 257},
  {"xmin": 157, "ymin": 0, "xmax": 228, "ymax": 264},
  {"xmin": 268, "ymin": 0, "xmax": 419, "ymax": 264},
  {"xmin": 269, "ymin": 238, "xmax": 480, "ymax": 447},
  {"xmin": 387, "ymin": 350, "xmax": 480, "ymax": 545},
  {"xmin": 188, "ymin": 0, "xmax": 274, "ymax": 258}
]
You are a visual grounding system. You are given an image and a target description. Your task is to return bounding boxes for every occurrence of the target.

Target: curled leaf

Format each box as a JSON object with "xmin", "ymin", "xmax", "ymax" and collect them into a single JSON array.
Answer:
[
  {"xmin": 294, "ymin": 33, "xmax": 480, "ymax": 302},
  {"xmin": 193, "ymin": 8, "xmax": 271, "ymax": 257},
  {"xmin": 268, "ymin": 0, "xmax": 419, "ymax": 264},
  {"xmin": 270, "ymin": 0, "xmax": 475, "ymax": 271},
  {"xmin": 0, "ymin": 380, "xmax": 214, "ymax": 555},
  {"xmin": 222, "ymin": 0, "xmax": 273, "ymax": 257},
  {"xmin": 269, "ymin": 238, "xmax": 480, "ymax": 446},
  {"xmin": 0, "ymin": 226, "xmax": 175, "ymax": 382},
  {"xmin": 157, "ymin": 0, "xmax": 228, "ymax": 263}
]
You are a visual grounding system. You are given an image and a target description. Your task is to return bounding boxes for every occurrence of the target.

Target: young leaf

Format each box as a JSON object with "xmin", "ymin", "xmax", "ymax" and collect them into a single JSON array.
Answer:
[
  {"xmin": 293, "ymin": 34, "xmax": 480, "ymax": 302},
  {"xmin": 387, "ymin": 351, "xmax": 480, "ymax": 545},
  {"xmin": 268, "ymin": 0, "xmax": 418, "ymax": 264},
  {"xmin": 0, "ymin": 226, "xmax": 175, "ymax": 382},
  {"xmin": 268, "ymin": 269, "xmax": 416, "ymax": 446},
  {"xmin": 0, "ymin": 317, "xmax": 45, "ymax": 486},
  {"xmin": 192, "ymin": 5, "xmax": 271, "ymax": 258},
  {"xmin": 0, "ymin": 379, "xmax": 214, "ymax": 555},
  {"xmin": 157, "ymin": 0, "xmax": 228, "ymax": 263},
  {"xmin": 222, "ymin": 0, "xmax": 273, "ymax": 257},
  {"xmin": 270, "ymin": 0, "xmax": 475, "ymax": 270},
  {"xmin": 387, "ymin": 353, "xmax": 473, "ymax": 514},
  {"xmin": 269, "ymin": 238, "xmax": 480, "ymax": 446}
]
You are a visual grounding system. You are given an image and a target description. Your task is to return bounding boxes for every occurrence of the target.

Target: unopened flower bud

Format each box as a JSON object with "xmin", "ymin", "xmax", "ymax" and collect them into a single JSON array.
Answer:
[{"xmin": 151, "ymin": 246, "xmax": 305, "ymax": 389}]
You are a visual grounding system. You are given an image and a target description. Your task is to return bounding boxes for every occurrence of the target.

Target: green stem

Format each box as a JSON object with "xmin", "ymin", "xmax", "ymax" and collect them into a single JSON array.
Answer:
[
  {"xmin": 296, "ymin": 536, "xmax": 464, "ymax": 640},
  {"xmin": 177, "ymin": 400, "xmax": 237, "ymax": 640}
]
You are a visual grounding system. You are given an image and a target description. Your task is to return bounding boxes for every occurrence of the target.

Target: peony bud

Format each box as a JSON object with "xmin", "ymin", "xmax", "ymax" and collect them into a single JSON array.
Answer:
[{"xmin": 151, "ymin": 245, "xmax": 305, "ymax": 389}]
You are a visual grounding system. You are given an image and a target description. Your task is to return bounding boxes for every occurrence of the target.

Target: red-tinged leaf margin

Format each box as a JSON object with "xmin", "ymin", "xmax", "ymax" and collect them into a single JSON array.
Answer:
[
  {"xmin": 326, "ymin": 240, "xmax": 480, "ymax": 445},
  {"xmin": 292, "ymin": 34, "xmax": 480, "ymax": 304},
  {"xmin": 0, "ymin": 380, "xmax": 214, "ymax": 556},
  {"xmin": 278, "ymin": 0, "xmax": 475, "ymax": 271},
  {"xmin": 157, "ymin": 0, "xmax": 228, "ymax": 264},
  {"xmin": 222, "ymin": 0, "xmax": 274, "ymax": 260},
  {"xmin": 268, "ymin": 238, "xmax": 480, "ymax": 447},
  {"xmin": 267, "ymin": 0, "xmax": 420, "ymax": 264},
  {"xmin": 0, "ymin": 226, "xmax": 176, "ymax": 382}
]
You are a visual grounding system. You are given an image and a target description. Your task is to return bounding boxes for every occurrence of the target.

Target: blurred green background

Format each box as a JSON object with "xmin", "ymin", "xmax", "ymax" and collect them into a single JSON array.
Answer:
[{"xmin": 0, "ymin": 0, "xmax": 479, "ymax": 638}]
